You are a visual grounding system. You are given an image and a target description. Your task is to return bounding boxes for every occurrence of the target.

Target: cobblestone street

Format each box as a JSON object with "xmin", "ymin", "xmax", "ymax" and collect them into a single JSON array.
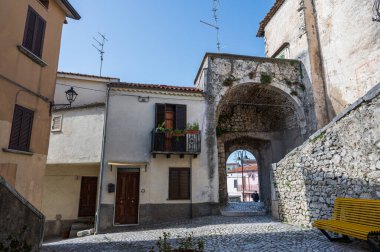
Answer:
[{"xmin": 42, "ymin": 215, "xmax": 369, "ymax": 252}]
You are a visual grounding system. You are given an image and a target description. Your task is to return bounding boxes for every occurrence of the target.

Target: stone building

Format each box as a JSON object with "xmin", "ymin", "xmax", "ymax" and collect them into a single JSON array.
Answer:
[
  {"xmin": 0, "ymin": 0, "xmax": 80, "ymax": 210},
  {"xmin": 195, "ymin": 53, "xmax": 314, "ymax": 209},
  {"xmin": 43, "ymin": 72, "xmax": 119, "ymax": 237},
  {"xmin": 257, "ymin": 0, "xmax": 380, "ymax": 120}
]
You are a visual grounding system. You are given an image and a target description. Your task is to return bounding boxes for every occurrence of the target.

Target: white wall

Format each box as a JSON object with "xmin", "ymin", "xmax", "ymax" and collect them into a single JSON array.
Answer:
[
  {"xmin": 54, "ymin": 73, "xmax": 116, "ymax": 106},
  {"xmin": 314, "ymin": 0, "xmax": 380, "ymax": 112},
  {"xmin": 101, "ymin": 89, "xmax": 218, "ymax": 206},
  {"xmin": 264, "ymin": 0, "xmax": 380, "ymax": 114},
  {"xmin": 264, "ymin": 0, "xmax": 311, "ymax": 76},
  {"xmin": 47, "ymin": 106, "xmax": 104, "ymax": 164}
]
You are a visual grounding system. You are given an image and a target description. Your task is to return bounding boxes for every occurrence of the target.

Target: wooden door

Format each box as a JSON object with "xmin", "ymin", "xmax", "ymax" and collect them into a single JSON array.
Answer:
[
  {"xmin": 78, "ymin": 177, "xmax": 98, "ymax": 217},
  {"xmin": 115, "ymin": 170, "xmax": 140, "ymax": 225}
]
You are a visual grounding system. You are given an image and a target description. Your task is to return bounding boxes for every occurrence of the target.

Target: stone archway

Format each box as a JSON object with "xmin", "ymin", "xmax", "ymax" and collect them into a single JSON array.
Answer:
[
  {"xmin": 198, "ymin": 54, "xmax": 317, "ymax": 210},
  {"xmin": 216, "ymin": 83, "xmax": 305, "ymax": 208}
]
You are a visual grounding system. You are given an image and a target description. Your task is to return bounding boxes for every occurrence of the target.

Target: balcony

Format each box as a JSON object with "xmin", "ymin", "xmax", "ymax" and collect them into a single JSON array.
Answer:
[{"xmin": 151, "ymin": 130, "xmax": 201, "ymax": 158}]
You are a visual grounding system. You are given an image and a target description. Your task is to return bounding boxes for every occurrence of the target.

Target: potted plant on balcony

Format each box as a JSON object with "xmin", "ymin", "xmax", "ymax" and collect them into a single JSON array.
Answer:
[
  {"xmin": 186, "ymin": 122, "xmax": 200, "ymax": 134},
  {"xmin": 155, "ymin": 122, "xmax": 166, "ymax": 133}
]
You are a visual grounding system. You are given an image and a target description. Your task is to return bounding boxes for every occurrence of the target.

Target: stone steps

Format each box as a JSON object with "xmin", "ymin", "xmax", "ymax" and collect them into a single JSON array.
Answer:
[{"xmin": 69, "ymin": 222, "xmax": 94, "ymax": 238}]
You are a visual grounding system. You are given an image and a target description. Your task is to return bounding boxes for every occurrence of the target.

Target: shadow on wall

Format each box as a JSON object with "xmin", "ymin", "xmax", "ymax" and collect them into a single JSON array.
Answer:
[
  {"xmin": 0, "ymin": 176, "xmax": 45, "ymax": 252},
  {"xmin": 272, "ymin": 84, "xmax": 380, "ymax": 227}
]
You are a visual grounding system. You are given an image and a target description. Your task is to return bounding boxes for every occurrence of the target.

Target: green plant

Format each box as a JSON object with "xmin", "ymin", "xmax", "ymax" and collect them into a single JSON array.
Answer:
[
  {"xmin": 299, "ymin": 83, "xmax": 306, "ymax": 91},
  {"xmin": 309, "ymin": 132, "xmax": 326, "ymax": 143},
  {"xmin": 150, "ymin": 232, "xmax": 205, "ymax": 252},
  {"xmin": 156, "ymin": 122, "xmax": 166, "ymax": 132},
  {"xmin": 260, "ymin": 73, "xmax": 272, "ymax": 84},
  {"xmin": 186, "ymin": 121, "xmax": 199, "ymax": 131},
  {"xmin": 290, "ymin": 90, "xmax": 298, "ymax": 96},
  {"xmin": 222, "ymin": 75, "xmax": 239, "ymax": 86},
  {"xmin": 216, "ymin": 127, "xmax": 223, "ymax": 137}
]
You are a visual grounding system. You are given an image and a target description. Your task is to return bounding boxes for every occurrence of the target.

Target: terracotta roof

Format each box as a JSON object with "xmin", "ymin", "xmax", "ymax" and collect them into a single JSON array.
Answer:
[
  {"xmin": 57, "ymin": 71, "xmax": 119, "ymax": 80},
  {"xmin": 257, "ymin": 0, "xmax": 286, "ymax": 37},
  {"xmin": 228, "ymin": 164, "xmax": 258, "ymax": 173},
  {"xmin": 109, "ymin": 82, "xmax": 204, "ymax": 94}
]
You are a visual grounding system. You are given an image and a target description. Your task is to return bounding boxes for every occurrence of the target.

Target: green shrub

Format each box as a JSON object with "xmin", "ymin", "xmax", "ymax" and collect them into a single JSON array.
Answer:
[{"xmin": 260, "ymin": 73, "xmax": 272, "ymax": 84}]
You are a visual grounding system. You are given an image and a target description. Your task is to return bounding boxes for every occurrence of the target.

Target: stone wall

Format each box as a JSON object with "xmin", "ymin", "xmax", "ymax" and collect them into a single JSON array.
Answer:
[
  {"xmin": 272, "ymin": 84, "xmax": 380, "ymax": 227},
  {"xmin": 0, "ymin": 176, "xmax": 45, "ymax": 251}
]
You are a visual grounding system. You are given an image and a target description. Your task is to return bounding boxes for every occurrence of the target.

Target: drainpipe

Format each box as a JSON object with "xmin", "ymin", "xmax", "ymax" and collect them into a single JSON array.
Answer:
[
  {"xmin": 95, "ymin": 86, "xmax": 110, "ymax": 234},
  {"xmin": 190, "ymin": 155, "xmax": 193, "ymax": 219}
]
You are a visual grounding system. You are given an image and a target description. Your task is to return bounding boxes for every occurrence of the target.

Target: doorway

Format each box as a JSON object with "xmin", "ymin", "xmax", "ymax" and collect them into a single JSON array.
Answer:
[
  {"xmin": 114, "ymin": 168, "xmax": 140, "ymax": 225},
  {"xmin": 78, "ymin": 176, "xmax": 98, "ymax": 217},
  {"xmin": 226, "ymin": 150, "xmax": 259, "ymax": 203}
]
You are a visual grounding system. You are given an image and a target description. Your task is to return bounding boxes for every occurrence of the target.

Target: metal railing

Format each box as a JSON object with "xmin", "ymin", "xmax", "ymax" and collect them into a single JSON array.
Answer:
[{"xmin": 151, "ymin": 130, "xmax": 201, "ymax": 154}]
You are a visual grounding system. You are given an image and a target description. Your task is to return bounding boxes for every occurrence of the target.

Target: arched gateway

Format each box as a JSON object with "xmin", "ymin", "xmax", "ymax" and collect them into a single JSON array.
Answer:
[{"xmin": 195, "ymin": 53, "xmax": 317, "ymax": 211}]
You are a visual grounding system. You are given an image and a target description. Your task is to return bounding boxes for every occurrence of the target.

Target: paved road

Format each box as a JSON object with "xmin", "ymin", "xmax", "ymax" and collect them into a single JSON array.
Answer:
[{"xmin": 42, "ymin": 215, "xmax": 369, "ymax": 252}]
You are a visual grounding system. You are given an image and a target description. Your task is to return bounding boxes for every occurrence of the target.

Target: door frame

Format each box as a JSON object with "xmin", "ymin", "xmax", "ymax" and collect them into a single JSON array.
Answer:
[
  {"xmin": 113, "ymin": 167, "xmax": 141, "ymax": 226},
  {"xmin": 78, "ymin": 176, "xmax": 98, "ymax": 218}
]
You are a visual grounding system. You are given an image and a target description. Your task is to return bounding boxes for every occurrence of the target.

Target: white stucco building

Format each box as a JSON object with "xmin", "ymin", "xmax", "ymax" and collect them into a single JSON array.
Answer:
[
  {"xmin": 42, "ymin": 72, "xmax": 119, "ymax": 237},
  {"xmin": 96, "ymin": 82, "xmax": 219, "ymax": 231},
  {"xmin": 227, "ymin": 163, "xmax": 259, "ymax": 202}
]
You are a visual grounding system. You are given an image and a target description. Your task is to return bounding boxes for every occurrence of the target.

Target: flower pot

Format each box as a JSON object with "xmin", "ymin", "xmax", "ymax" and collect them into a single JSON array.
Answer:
[{"xmin": 186, "ymin": 130, "xmax": 200, "ymax": 134}]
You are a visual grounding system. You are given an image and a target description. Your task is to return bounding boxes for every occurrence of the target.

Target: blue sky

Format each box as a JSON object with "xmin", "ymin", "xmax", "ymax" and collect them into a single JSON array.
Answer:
[{"xmin": 59, "ymin": 0, "xmax": 274, "ymax": 86}]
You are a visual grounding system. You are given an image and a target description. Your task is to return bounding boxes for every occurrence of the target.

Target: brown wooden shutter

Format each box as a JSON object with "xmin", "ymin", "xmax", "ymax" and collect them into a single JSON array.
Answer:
[
  {"xmin": 169, "ymin": 168, "xmax": 190, "ymax": 200},
  {"xmin": 155, "ymin": 103, "xmax": 165, "ymax": 127},
  {"xmin": 9, "ymin": 105, "xmax": 34, "ymax": 152},
  {"xmin": 22, "ymin": 7, "xmax": 46, "ymax": 57},
  {"xmin": 169, "ymin": 169, "xmax": 180, "ymax": 199},
  {"xmin": 179, "ymin": 169, "xmax": 190, "ymax": 199},
  {"xmin": 175, "ymin": 105, "xmax": 187, "ymax": 130},
  {"xmin": 34, "ymin": 17, "xmax": 46, "ymax": 57}
]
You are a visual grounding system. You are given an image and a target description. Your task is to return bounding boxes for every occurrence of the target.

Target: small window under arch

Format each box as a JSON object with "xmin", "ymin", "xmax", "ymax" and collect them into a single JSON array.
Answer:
[{"xmin": 39, "ymin": 0, "xmax": 49, "ymax": 9}]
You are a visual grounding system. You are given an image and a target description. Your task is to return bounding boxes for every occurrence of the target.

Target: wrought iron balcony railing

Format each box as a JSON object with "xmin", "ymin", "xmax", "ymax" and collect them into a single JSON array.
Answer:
[{"xmin": 151, "ymin": 130, "xmax": 201, "ymax": 157}]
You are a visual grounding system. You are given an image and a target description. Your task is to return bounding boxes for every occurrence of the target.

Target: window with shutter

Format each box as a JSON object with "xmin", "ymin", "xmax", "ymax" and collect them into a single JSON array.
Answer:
[
  {"xmin": 154, "ymin": 103, "xmax": 187, "ymax": 129},
  {"xmin": 9, "ymin": 105, "xmax": 34, "ymax": 152},
  {"xmin": 51, "ymin": 115, "xmax": 63, "ymax": 132},
  {"xmin": 22, "ymin": 7, "xmax": 46, "ymax": 58},
  {"xmin": 168, "ymin": 168, "xmax": 190, "ymax": 200}
]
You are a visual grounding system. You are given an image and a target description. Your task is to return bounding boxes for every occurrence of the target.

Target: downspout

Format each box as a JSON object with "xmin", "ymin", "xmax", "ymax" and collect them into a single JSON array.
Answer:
[
  {"xmin": 190, "ymin": 155, "xmax": 193, "ymax": 219},
  {"xmin": 94, "ymin": 86, "xmax": 110, "ymax": 234}
]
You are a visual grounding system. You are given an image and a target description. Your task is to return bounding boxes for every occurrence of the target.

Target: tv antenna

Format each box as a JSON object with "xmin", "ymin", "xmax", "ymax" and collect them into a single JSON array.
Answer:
[
  {"xmin": 200, "ymin": 0, "xmax": 221, "ymax": 52},
  {"xmin": 92, "ymin": 32, "xmax": 108, "ymax": 76}
]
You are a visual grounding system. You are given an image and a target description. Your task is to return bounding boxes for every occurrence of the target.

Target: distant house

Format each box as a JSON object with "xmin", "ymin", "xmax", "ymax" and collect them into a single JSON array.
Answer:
[
  {"xmin": 0, "ymin": 0, "xmax": 80, "ymax": 210},
  {"xmin": 227, "ymin": 163, "xmax": 259, "ymax": 202},
  {"xmin": 42, "ymin": 72, "xmax": 119, "ymax": 237}
]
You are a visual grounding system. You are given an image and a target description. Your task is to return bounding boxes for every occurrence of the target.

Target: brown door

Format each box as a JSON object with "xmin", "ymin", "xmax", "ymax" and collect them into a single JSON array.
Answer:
[
  {"xmin": 115, "ymin": 169, "xmax": 140, "ymax": 225},
  {"xmin": 78, "ymin": 177, "xmax": 98, "ymax": 217}
]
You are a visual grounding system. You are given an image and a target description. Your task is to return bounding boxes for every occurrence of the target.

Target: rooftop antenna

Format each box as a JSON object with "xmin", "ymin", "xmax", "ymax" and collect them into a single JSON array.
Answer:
[
  {"xmin": 92, "ymin": 32, "xmax": 108, "ymax": 76},
  {"xmin": 200, "ymin": 0, "xmax": 221, "ymax": 52}
]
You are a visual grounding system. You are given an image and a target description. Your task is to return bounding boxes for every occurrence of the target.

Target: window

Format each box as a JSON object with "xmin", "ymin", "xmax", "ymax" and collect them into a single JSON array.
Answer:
[
  {"xmin": 169, "ymin": 168, "xmax": 190, "ymax": 200},
  {"xmin": 272, "ymin": 42, "xmax": 290, "ymax": 59},
  {"xmin": 22, "ymin": 7, "xmax": 46, "ymax": 58},
  {"xmin": 155, "ymin": 103, "xmax": 187, "ymax": 130},
  {"xmin": 9, "ymin": 105, "xmax": 34, "ymax": 152},
  {"xmin": 155, "ymin": 103, "xmax": 187, "ymax": 152},
  {"xmin": 51, "ymin": 115, "xmax": 62, "ymax": 132},
  {"xmin": 234, "ymin": 179, "xmax": 238, "ymax": 189}
]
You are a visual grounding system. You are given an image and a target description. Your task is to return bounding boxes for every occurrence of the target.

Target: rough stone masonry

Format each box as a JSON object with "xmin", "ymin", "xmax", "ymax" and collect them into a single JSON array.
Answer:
[{"xmin": 273, "ymin": 83, "xmax": 380, "ymax": 227}]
